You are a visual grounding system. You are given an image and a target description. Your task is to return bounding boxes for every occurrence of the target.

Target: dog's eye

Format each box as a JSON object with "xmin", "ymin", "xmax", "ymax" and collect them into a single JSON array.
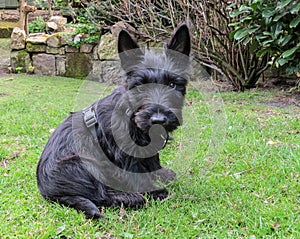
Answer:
[{"xmin": 169, "ymin": 82, "xmax": 176, "ymax": 88}]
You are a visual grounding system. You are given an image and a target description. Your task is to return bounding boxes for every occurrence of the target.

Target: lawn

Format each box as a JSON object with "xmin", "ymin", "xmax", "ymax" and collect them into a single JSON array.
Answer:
[{"xmin": 0, "ymin": 74, "xmax": 299, "ymax": 238}]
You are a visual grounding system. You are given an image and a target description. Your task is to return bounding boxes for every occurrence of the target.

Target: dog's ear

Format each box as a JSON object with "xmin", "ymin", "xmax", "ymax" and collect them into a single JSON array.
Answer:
[
  {"xmin": 167, "ymin": 24, "xmax": 191, "ymax": 56},
  {"xmin": 118, "ymin": 30, "xmax": 143, "ymax": 71},
  {"xmin": 118, "ymin": 30, "xmax": 139, "ymax": 53}
]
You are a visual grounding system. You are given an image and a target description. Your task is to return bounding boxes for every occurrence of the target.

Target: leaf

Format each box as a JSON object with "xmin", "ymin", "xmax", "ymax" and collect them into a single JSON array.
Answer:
[
  {"xmin": 234, "ymin": 28, "xmax": 257, "ymax": 40},
  {"xmin": 278, "ymin": 35, "xmax": 292, "ymax": 46},
  {"xmin": 230, "ymin": 27, "xmax": 242, "ymax": 41},
  {"xmin": 261, "ymin": 39, "xmax": 274, "ymax": 47},
  {"xmin": 273, "ymin": 12, "xmax": 287, "ymax": 22},
  {"xmin": 274, "ymin": 23, "xmax": 283, "ymax": 37},
  {"xmin": 230, "ymin": 9, "xmax": 243, "ymax": 18},
  {"xmin": 262, "ymin": 31, "xmax": 272, "ymax": 36},
  {"xmin": 243, "ymin": 37, "xmax": 252, "ymax": 46},
  {"xmin": 262, "ymin": 7, "xmax": 276, "ymax": 18},
  {"xmin": 278, "ymin": 57, "xmax": 289, "ymax": 66},
  {"xmin": 56, "ymin": 225, "xmax": 66, "ymax": 235},
  {"xmin": 276, "ymin": 0, "xmax": 293, "ymax": 10},
  {"xmin": 234, "ymin": 28, "xmax": 249, "ymax": 40},
  {"xmin": 256, "ymin": 48, "xmax": 269, "ymax": 57},
  {"xmin": 290, "ymin": 1, "xmax": 300, "ymax": 14},
  {"xmin": 290, "ymin": 16, "xmax": 300, "ymax": 28},
  {"xmin": 282, "ymin": 46, "xmax": 299, "ymax": 58},
  {"xmin": 267, "ymin": 140, "xmax": 282, "ymax": 147}
]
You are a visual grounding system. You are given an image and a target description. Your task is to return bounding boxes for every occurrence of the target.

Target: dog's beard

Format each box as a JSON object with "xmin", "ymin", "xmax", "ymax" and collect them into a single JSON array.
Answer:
[{"xmin": 133, "ymin": 105, "xmax": 182, "ymax": 133}]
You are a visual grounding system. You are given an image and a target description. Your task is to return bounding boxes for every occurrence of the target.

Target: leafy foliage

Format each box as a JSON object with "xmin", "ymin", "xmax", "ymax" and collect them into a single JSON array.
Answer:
[
  {"xmin": 83, "ymin": 0, "xmax": 272, "ymax": 91},
  {"xmin": 28, "ymin": 16, "xmax": 46, "ymax": 33},
  {"xmin": 66, "ymin": 22, "xmax": 100, "ymax": 48},
  {"xmin": 231, "ymin": 0, "xmax": 300, "ymax": 75}
]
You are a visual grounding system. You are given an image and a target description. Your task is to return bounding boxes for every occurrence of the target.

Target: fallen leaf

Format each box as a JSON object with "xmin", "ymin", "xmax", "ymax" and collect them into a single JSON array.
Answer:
[
  {"xmin": 56, "ymin": 225, "xmax": 66, "ymax": 235},
  {"xmin": 119, "ymin": 207, "xmax": 127, "ymax": 221},
  {"xmin": 266, "ymin": 140, "xmax": 282, "ymax": 147}
]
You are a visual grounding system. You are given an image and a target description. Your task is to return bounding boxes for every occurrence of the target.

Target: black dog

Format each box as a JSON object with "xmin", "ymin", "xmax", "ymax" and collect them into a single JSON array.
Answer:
[{"xmin": 37, "ymin": 23, "xmax": 191, "ymax": 219}]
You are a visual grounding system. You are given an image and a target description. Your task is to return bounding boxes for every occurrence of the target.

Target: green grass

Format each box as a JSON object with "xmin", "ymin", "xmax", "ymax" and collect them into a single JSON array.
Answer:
[
  {"xmin": 0, "ymin": 38, "xmax": 10, "ymax": 59},
  {"xmin": 0, "ymin": 21, "xmax": 18, "ymax": 28},
  {"xmin": 0, "ymin": 74, "xmax": 299, "ymax": 238}
]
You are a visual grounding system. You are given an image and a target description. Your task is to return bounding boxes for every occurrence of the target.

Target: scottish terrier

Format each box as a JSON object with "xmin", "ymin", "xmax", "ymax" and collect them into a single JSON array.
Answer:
[{"xmin": 37, "ymin": 23, "xmax": 191, "ymax": 219}]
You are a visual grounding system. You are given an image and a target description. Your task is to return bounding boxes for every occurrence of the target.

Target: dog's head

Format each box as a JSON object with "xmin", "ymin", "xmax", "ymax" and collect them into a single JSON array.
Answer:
[{"xmin": 117, "ymin": 24, "xmax": 191, "ymax": 133}]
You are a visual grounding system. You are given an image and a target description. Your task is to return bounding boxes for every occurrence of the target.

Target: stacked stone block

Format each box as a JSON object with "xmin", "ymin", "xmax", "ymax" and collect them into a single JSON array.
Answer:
[{"xmin": 10, "ymin": 27, "xmax": 101, "ymax": 79}]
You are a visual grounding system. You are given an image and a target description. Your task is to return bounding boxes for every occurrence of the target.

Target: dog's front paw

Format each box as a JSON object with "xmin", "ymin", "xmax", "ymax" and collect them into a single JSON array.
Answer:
[
  {"xmin": 153, "ymin": 167, "xmax": 177, "ymax": 184},
  {"xmin": 111, "ymin": 192, "xmax": 146, "ymax": 208},
  {"xmin": 149, "ymin": 189, "xmax": 169, "ymax": 201}
]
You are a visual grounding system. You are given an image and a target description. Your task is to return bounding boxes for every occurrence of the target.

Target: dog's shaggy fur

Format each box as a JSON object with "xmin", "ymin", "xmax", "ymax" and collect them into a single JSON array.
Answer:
[{"xmin": 37, "ymin": 23, "xmax": 191, "ymax": 218}]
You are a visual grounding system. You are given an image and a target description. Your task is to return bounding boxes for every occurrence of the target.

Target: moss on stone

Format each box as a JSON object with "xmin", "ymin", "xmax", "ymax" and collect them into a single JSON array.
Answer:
[
  {"xmin": 10, "ymin": 50, "xmax": 31, "ymax": 73},
  {"xmin": 0, "ymin": 21, "xmax": 18, "ymax": 38},
  {"xmin": 65, "ymin": 53, "xmax": 92, "ymax": 78}
]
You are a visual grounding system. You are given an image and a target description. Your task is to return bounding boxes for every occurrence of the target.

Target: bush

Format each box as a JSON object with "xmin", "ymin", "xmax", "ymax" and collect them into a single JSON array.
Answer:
[
  {"xmin": 231, "ymin": 0, "xmax": 300, "ymax": 76},
  {"xmin": 83, "ymin": 0, "xmax": 272, "ymax": 91}
]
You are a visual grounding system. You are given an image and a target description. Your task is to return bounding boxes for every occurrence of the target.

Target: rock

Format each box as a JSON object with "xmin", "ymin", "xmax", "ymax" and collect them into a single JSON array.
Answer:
[
  {"xmin": 73, "ymin": 34, "xmax": 82, "ymax": 44},
  {"xmin": 98, "ymin": 33, "xmax": 118, "ymax": 60},
  {"xmin": 99, "ymin": 60, "xmax": 122, "ymax": 83},
  {"xmin": 47, "ymin": 34, "xmax": 61, "ymax": 47},
  {"xmin": 10, "ymin": 27, "xmax": 26, "ymax": 50},
  {"xmin": 80, "ymin": 44, "xmax": 94, "ymax": 53},
  {"xmin": 65, "ymin": 53, "xmax": 92, "ymax": 78},
  {"xmin": 86, "ymin": 60, "xmax": 121, "ymax": 82},
  {"xmin": 46, "ymin": 46, "xmax": 65, "ymax": 55},
  {"xmin": 56, "ymin": 56, "xmax": 66, "ymax": 76},
  {"xmin": 110, "ymin": 21, "xmax": 138, "ymax": 38},
  {"xmin": 26, "ymin": 33, "xmax": 47, "ymax": 44},
  {"xmin": 65, "ymin": 45, "xmax": 79, "ymax": 53},
  {"xmin": 92, "ymin": 45, "xmax": 100, "ymax": 60},
  {"xmin": 46, "ymin": 16, "xmax": 67, "ymax": 33},
  {"xmin": 86, "ymin": 60, "xmax": 102, "ymax": 81},
  {"xmin": 10, "ymin": 50, "xmax": 31, "ymax": 73},
  {"xmin": 60, "ymin": 32, "xmax": 72, "ymax": 45},
  {"xmin": 48, "ymin": 16, "xmax": 67, "ymax": 26},
  {"xmin": 26, "ymin": 33, "xmax": 48, "ymax": 52},
  {"xmin": 26, "ymin": 42, "xmax": 46, "ymax": 52},
  {"xmin": 46, "ymin": 21, "xmax": 58, "ymax": 33},
  {"xmin": 32, "ymin": 53, "xmax": 56, "ymax": 76},
  {"xmin": 0, "ymin": 28, "xmax": 13, "ymax": 38},
  {"xmin": 1, "ymin": 10, "xmax": 19, "ymax": 22}
]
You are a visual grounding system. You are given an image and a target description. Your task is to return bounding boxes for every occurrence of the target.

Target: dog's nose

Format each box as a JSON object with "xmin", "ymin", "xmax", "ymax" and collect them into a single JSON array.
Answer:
[{"xmin": 151, "ymin": 114, "xmax": 167, "ymax": 125}]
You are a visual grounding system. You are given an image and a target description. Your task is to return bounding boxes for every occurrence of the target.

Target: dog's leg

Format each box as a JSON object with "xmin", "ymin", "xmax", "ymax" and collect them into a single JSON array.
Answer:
[
  {"xmin": 53, "ymin": 195, "xmax": 104, "ymax": 219},
  {"xmin": 109, "ymin": 192, "xmax": 146, "ymax": 208},
  {"xmin": 152, "ymin": 166, "xmax": 177, "ymax": 184},
  {"xmin": 147, "ymin": 188, "xmax": 169, "ymax": 201}
]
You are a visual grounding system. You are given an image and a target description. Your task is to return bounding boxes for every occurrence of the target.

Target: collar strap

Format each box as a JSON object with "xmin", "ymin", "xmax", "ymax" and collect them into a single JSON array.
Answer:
[{"xmin": 161, "ymin": 132, "xmax": 172, "ymax": 149}]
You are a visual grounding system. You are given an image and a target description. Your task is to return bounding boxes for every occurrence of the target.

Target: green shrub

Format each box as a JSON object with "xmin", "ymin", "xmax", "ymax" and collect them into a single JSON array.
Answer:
[
  {"xmin": 231, "ymin": 0, "xmax": 300, "ymax": 76},
  {"xmin": 66, "ymin": 23, "xmax": 100, "ymax": 48},
  {"xmin": 28, "ymin": 16, "xmax": 46, "ymax": 33}
]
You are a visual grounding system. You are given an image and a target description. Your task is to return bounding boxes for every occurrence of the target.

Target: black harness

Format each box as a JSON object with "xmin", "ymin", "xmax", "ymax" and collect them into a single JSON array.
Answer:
[
  {"xmin": 82, "ymin": 105, "xmax": 98, "ymax": 141},
  {"xmin": 82, "ymin": 105, "xmax": 170, "ymax": 149}
]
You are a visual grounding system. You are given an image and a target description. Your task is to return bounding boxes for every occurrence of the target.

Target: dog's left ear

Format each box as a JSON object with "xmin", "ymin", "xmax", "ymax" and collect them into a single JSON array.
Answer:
[
  {"xmin": 167, "ymin": 23, "xmax": 191, "ymax": 56},
  {"xmin": 118, "ymin": 30, "xmax": 143, "ymax": 71}
]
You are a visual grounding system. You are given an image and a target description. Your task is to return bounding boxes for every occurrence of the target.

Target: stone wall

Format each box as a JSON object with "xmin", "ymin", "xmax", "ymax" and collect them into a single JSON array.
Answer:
[
  {"xmin": 0, "ymin": 10, "xmax": 62, "ymax": 22},
  {"xmin": 10, "ymin": 27, "xmax": 107, "ymax": 79}
]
